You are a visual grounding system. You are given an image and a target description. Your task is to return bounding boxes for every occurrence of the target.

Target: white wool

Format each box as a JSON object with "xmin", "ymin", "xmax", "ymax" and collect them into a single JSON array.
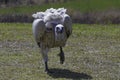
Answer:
[
  {"xmin": 32, "ymin": 8, "xmax": 67, "ymax": 22},
  {"xmin": 32, "ymin": 12, "xmax": 45, "ymax": 19},
  {"xmin": 45, "ymin": 8, "xmax": 56, "ymax": 13}
]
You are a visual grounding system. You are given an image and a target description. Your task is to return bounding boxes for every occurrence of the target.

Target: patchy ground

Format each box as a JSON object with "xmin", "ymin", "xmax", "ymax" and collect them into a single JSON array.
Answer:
[{"xmin": 0, "ymin": 23, "xmax": 120, "ymax": 80}]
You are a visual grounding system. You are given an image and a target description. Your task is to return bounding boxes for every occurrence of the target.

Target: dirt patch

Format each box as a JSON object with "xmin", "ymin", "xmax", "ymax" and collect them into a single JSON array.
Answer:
[{"xmin": 0, "ymin": 40, "xmax": 36, "ymax": 54}]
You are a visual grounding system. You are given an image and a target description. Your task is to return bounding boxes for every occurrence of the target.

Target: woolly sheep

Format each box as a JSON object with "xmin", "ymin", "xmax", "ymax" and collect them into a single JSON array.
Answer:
[{"xmin": 32, "ymin": 8, "xmax": 72, "ymax": 73}]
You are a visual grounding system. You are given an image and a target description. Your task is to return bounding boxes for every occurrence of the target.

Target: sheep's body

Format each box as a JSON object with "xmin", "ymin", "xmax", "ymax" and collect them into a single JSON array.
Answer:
[
  {"xmin": 32, "ymin": 8, "xmax": 72, "ymax": 73},
  {"xmin": 33, "ymin": 20, "xmax": 67, "ymax": 48}
]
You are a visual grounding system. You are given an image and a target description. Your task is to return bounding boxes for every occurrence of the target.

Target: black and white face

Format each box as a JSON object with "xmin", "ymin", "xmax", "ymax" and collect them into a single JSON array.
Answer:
[{"xmin": 55, "ymin": 24, "xmax": 64, "ymax": 34}]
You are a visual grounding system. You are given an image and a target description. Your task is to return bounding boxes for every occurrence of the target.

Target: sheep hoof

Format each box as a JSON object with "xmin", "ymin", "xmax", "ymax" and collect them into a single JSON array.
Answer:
[
  {"xmin": 45, "ymin": 69, "xmax": 53, "ymax": 74},
  {"xmin": 45, "ymin": 69, "xmax": 49, "ymax": 73},
  {"xmin": 60, "ymin": 60, "xmax": 64, "ymax": 64}
]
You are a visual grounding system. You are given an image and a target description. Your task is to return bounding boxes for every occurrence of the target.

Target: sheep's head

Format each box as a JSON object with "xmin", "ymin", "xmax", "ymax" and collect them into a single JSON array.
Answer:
[
  {"xmin": 54, "ymin": 23, "xmax": 66, "ymax": 41},
  {"xmin": 45, "ymin": 22, "xmax": 64, "ymax": 33},
  {"xmin": 55, "ymin": 24, "xmax": 64, "ymax": 33}
]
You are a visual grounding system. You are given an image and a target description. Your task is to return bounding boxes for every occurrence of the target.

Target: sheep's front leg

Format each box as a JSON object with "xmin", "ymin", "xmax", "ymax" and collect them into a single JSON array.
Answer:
[
  {"xmin": 41, "ymin": 47, "xmax": 49, "ymax": 72},
  {"xmin": 59, "ymin": 47, "xmax": 65, "ymax": 64}
]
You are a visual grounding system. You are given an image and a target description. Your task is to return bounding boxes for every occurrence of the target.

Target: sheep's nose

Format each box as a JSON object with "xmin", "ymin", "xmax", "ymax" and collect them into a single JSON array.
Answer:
[
  {"xmin": 56, "ymin": 27, "xmax": 63, "ymax": 33},
  {"xmin": 57, "ymin": 27, "xmax": 63, "ymax": 33},
  {"xmin": 55, "ymin": 24, "xmax": 64, "ymax": 33}
]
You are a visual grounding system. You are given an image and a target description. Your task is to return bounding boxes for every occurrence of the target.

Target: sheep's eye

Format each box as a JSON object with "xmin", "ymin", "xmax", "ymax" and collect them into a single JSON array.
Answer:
[{"xmin": 56, "ymin": 27, "xmax": 60, "ymax": 31}]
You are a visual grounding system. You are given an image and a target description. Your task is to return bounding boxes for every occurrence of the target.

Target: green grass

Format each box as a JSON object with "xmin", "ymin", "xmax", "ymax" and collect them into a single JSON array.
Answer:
[
  {"xmin": 0, "ymin": 0, "xmax": 120, "ymax": 14},
  {"xmin": 0, "ymin": 23, "xmax": 120, "ymax": 80}
]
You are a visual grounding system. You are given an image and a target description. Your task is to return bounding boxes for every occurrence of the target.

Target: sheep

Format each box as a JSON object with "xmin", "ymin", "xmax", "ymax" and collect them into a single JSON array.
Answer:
[{"xmin": 32, "ymin": 8, "xmax": 72, "ymax": 73}]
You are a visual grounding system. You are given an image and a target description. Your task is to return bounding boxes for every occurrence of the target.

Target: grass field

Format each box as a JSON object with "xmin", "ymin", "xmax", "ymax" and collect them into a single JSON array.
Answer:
[{"xmin": 0, "ymin": 23, "xmax": 120, "ymax": 80}]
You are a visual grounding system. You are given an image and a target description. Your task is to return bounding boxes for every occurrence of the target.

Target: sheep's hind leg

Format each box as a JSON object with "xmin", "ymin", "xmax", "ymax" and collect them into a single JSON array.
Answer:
[
  {"xmin": 45, "ymin": 61, "xmax": 49, "ymax": 72},
  {"xmin": 41, "ymin": 47, "xmax": 49, "ymax": 73},
  {"xmin": 37, "ymin": 42, "xmax": 40, "ymax": 47},
  {"xmin": 58, "ymin": 47, "xmax": 65, "ymax": 64}
]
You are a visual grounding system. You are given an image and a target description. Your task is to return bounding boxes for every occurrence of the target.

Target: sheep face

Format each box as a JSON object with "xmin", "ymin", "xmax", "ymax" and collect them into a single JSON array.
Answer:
[
  {"xmin": 55, "ymin": 24, "xmax": 64, "ymax": 33},
  {"xmin": 54, "ymin": 24, "xmax": 66, "ymax": 42}
]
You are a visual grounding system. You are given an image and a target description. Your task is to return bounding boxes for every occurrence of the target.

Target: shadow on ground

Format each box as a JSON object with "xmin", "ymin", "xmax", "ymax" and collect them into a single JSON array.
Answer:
[{"xmin": 48, "ymin": 68, "xmax": 92, "ymax": 79}]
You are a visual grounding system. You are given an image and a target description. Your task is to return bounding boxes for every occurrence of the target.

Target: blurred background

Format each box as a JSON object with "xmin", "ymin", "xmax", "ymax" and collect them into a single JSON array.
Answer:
[{"xmin": 0, "ymin": 0, "xmax": 120, "ymax": 24}]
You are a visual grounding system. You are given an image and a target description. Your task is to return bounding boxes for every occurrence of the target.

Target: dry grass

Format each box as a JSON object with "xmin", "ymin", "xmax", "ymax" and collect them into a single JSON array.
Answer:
[{"xmin": 0, "ymin": 23, "xmax": 120, "ymax": 80}]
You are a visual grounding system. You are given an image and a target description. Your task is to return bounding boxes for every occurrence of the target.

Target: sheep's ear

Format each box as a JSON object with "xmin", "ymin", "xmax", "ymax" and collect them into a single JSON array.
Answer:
[{"xmin": 63, "ymin": 15, "xmax": 72, "ymax": 38}]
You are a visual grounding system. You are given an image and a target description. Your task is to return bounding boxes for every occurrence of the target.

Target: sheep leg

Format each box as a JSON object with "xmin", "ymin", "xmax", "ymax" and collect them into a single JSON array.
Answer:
[
  {"xmin": 45, "ymin": 61, "xmax": 49, "ymax": 72},
  {"xmin": 37, "ymin": 42, "xmax": 40, "ymax": 47},
  {"xmin": 41, "ymin": 47, "xmax": 49, "ymax": 72},
  {"xmin": 59, "ymin": 47, "xmax": 65, "ymax": 64}
]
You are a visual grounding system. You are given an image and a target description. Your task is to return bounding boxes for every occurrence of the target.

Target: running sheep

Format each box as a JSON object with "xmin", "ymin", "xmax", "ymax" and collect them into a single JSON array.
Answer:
[{"xmin": 32, "ymin": 8, "xmax": 72, "ymax": 73}]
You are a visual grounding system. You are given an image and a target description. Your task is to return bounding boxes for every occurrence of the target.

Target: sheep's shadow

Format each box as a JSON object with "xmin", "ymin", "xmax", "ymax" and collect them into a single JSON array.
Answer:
[{"xmin": 48, "ymin": 68, "xmax": 92, "ymax": 79}]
